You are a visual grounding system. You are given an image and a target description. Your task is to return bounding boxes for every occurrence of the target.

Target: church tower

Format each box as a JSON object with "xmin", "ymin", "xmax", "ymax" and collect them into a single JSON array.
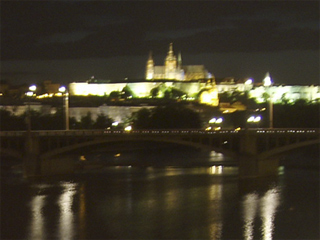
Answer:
[
  {"xmin": 164, "ymin": 43, "xmax": 177, "ymax": 79},
  {"xmin": 145, "ymin": 51, "xmax": 154, "ymax": 80}
]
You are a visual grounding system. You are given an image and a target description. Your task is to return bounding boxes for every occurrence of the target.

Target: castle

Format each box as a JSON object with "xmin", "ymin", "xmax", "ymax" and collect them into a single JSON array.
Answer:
[{"xmin": 146, "ymin": 43, "xmax": 212, "ymax": 80}]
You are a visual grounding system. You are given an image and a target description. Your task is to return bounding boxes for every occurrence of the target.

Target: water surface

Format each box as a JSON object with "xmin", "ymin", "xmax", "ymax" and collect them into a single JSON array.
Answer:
[{"xmin": 1, "ymin": 148, "xmax": 319, "ymax": 239}]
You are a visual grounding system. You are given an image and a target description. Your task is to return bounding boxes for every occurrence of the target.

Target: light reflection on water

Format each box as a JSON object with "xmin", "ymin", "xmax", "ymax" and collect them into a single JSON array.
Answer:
[
  {"xmin": 58, "ymin": 182, "xmax": 77, "ymax": 240},
  {"xmin": 28, "ymin": 182, "xmax": 78, "ymax": 240},
  {"xmin": 260, "ymin": 188, "xmax": 280, "ymax": 240},
  {"xmin": 2, "ymin": 164, "xmax": 318, "ymax": 239},
  {"xmin": 242, "ymin": 187, "xmax": 280, "ymax": 240},
  {"xmin": 29, "ymin": 195, "xmax": 46, "ymax": 240}
]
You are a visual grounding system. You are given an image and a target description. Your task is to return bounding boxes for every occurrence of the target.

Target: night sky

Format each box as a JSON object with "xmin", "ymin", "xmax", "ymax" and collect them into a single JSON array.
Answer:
[{"xmin": 1, "ymin": 1, "xmax": 319, "ymax": 86}]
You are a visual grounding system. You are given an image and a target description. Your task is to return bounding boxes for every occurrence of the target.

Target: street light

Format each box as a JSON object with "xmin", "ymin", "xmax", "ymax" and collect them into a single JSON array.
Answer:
[
  {"xmin": 26, "ymin": 85, "xmax": 37, "ymax": 132},
  {"xmin": 59, "ymin": 86, "xmax": 69, "ymax": 130},
  {"xmin": 247, "ymin": 115, "xmax": 262, "ymax": 128},
  {"xmin": 208, "ymin": 117, "xmax": 223, "ymax": 130},
  {"xmin": 263, "ymin": 72, "xmax": 273, "ymax": 128}
]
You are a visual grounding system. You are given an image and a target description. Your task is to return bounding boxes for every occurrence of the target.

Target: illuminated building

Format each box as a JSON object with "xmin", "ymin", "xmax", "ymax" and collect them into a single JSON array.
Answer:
[
  {"xmin": 68, "ymin": 43, "xmax": 219, "ymax": 106},
  {"xmin": 146, "ymin": 43, "xmax": 211, "ymax": 80}
]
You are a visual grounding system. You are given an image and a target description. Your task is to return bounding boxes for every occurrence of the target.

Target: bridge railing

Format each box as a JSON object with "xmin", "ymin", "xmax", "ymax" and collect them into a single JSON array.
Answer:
[{"xmin": 0, "ymin": 128, "xmax": 318, "ymax": 137}]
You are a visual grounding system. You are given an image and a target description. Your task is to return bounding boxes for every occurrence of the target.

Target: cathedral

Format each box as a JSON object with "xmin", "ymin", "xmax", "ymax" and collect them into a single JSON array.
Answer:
[{"xmin": 146, "ymin": 43, "xmax": 212, "ymax": 81}]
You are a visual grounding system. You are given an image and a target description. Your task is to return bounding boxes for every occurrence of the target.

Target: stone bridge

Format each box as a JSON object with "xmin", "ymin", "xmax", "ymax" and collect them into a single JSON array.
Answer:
[{"xmin": 0, "ymin": 128, "xmax": 319, "ymax": 178}]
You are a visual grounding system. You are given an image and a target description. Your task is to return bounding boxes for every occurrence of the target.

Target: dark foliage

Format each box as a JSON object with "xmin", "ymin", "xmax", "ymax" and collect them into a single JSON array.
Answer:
[
  {"xmin": 132, "ymin": 105, "xmax": 202, "ymax": 129},
  {"xmin": 0, "ymin": 109, "xmax": 113, "ymax": 130}
]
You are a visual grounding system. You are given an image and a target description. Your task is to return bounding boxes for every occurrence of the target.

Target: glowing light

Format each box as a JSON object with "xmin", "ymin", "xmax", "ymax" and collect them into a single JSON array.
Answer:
[
  {"xmin": 254, "ymin": 116, "xmax": 261, "ymax": 122},
  {"xmin": 209, "ymin": 165, "xmax": 223, "ymax": 174},
  {"xmin": 112, "ymin": 121, "xmax": 119, "ymax": 127},
  {"xmin": 209, "ymin": 117, "xmax": 223, "ymax": 124},
  {"xmin": 263, "ymin": 72, "xmax": 272, "ymax": 87},
  {"xmin": 26, "ymin": 91, "xmax": 34, "ymax": 96},
  {"xmin": 59, "ymin": 86, "xmax": 66, "ymax": 92},
  {"xmin": 29, "ymin": 85, "xmax": 37, "ymax": 91},
  {"xmin": 260, "ymin": 188, "xmax": 280, "ymax": 240},
  {"xmin": 242, "ymin": 193, "xmax": 259, "ymax": 240},
  {"xmin": 29, "ymin": 195, "xmax": 46, "ymax": 240},
  {"xmin": 124, "ymin": 125, "xmax": 132, "ymax": 132},
  {"xmin": 247, "ymin": 116, "xmax": 261, "ymax": 123},
  {"xmin": 209, "ymin": 118, "xmax": 216, "ymax": 124},
  {"xmin": 245, "ymin": 79, "xmax": 253, "ymax": 85},
  {"xmin": 216, "ymin": 118, "xmax": 223, "ymax": 124},
  {"xmin": 58, "ymin": 182, "xmax": 77, "ymax": 240},
  {"xmin": 199, "ymin": 89, "xmax": 219, "ymax": 106}
]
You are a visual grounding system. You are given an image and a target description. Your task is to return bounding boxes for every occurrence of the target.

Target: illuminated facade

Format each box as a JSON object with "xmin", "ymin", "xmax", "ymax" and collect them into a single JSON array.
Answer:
[
  {"xmin": 146, "ymin": 43, "xmax": 211, "ymax": 80},
  {"xmin": 69, "ymin": 79, "xmax": 219, "ymax": 106}
]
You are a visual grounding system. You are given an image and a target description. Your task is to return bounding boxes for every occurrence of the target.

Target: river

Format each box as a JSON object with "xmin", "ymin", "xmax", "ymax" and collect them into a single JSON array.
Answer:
[{"xmin": 1, "ymin": 146, "xmax": 319, "ymax": 239}]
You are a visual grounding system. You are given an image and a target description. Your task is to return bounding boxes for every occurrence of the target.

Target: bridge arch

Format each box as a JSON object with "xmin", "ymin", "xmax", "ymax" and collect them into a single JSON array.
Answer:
[
  {"xmin": 40, "ymin": 137, "xmax": 237, "ymax": 160},
  {"xmin": 258, "ymin": 139, "xmax": 320, "ymax": 160},
  {"xmin": 0, "ymin": 148, "xmax": 23, "ymax": 160}
]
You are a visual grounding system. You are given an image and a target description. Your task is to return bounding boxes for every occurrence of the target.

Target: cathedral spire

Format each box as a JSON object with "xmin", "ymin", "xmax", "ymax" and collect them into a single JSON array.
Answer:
[
  {"xmin": 146, "ymin": 51, "xmax": 154, "ymax": 80},
  {"xmin": 168, "ymin": 43, "xmax": 173, "ymax": 55},
  {"xmin": 165, "ymin": 43, "xmax": 177, "ymax": 79},
  {"xmin": 177, "ymin": 52, "xmax": 182, "ymax": 69},
  {"xmin": 148, "ymin": 51, "xmax": 153, "ymax": 61}
]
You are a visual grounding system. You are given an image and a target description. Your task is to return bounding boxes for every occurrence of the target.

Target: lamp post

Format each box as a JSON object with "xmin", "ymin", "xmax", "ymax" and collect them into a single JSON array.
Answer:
[
  {"xmin": 263, "ymin": 72, "xmax": 273, "ymax": 128},
  {"xmin": 59, "ymin": 86, "xmax": 69, "ymax": 130},
  {"xmin": 244, "ymin": 78, "xmax": 253, "ymax": 130},
  {"xmin": 26, "ymin": 85, "xmax": 37, "ymax": 132}
]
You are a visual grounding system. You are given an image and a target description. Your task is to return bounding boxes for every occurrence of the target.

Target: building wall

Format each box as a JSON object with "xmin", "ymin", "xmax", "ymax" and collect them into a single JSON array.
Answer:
[
  {"xmin": 69, "ymin": 81, "xmax": 215, "ymax": 99},
  {"xmin": 70, "ymin": 105, "xmax": 154, "ymax": 123}
]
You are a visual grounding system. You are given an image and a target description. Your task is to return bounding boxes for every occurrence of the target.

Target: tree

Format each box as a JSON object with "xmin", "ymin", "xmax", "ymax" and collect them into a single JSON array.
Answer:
[
  {"xmin": 131, "ymin": 108, "xmax": 151, "ymax": 129},
  {"xmin": 132, "ymin": 105, "xmax": 202, "ymax": 129},
  {"xmin": 80, "ymin": 112, "xmax": 93, "ymax": 129},
  {"xmin": 121, "ymin": 86, "xmax": 134, "ymax": 99},
  {"xmin": 93, "ymin": 113, "xmax": 113, "ymax": 129}
]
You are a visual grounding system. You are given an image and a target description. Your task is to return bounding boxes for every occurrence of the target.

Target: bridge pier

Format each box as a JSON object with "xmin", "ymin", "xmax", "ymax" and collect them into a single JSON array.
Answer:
[
  {"xmin": 238, "ymin": 132, "xmax": 279, "ymax": 178},
  {"xmin": 24, "ymin": 133, "xmax": 42, "ymax": 178},
  {"xmin": 238, "ymin": 156, "xmax": 279, "ymax": 178},
  {"xmin": 23, "ymin": 133, "xmax": 75, "ymax": 178}
]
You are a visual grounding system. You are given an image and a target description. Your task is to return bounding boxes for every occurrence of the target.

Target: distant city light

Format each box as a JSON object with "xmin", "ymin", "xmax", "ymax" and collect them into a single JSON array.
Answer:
[
  {"xmin": 263, "ymin": 72, "xmax": 272, "ymax": 87},
  {"xmin": 247, "ymin": 116, "xmax": 262, "ymax": 123},
  {"xmin": 59, "ymin": 86, "xmax": 66, "ymax": 92},
  {"xmin": 29, "ymin": 85, "xmax": 37, "ymax": 91},
  {"xmin": 209, "ymin": 117, "xmax": 223, "ymax": 124},
  {"xmin": 26, "ymin": 91, "xmax": 34, "ymax": 97},
  {"xmin": 124, "ymin": 125, "xmax": 132, "ymax": 132},
  {"xmin": 112, "ymin": 121, "xmax": 119, "ymax": 127},
  {"xmin": 245, "ymin": 79, "xmax": 253, "ymax": 85}
]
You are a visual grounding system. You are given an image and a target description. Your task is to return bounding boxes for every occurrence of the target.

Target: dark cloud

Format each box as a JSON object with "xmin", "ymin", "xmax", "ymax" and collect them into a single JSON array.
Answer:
[{"xmin": 1, "ymin": 1, "xmax": 319, "ymax": 85}]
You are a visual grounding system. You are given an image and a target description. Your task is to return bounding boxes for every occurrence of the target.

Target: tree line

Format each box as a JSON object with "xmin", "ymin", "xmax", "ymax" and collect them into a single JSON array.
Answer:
[{"xmin": 0, "ymin": 102, "xmax": 319, "ymax": 131}]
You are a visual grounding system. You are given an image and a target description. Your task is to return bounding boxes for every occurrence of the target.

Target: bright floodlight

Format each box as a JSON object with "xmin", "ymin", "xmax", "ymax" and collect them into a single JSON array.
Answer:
[
  {"xmin": 216, "ymin": 118, "xmax": 223, "ymax": 124},
  {"xmin": 254, "ymin": 116, "xmax": 261, "ymax": 122},
  {"xmin": 209, "ymin": 118, "xmax": 216, "ymax": 124},
  {"xmin": 263, "ymin": 72, "xmax": 272, "ymax": 87},
  {"xmin": 245, "ymin": 79, "xmax": 253, "ymax": 85},
  {"xmin": 112, "ymin": 121, "xmax": 119, "ymax": 127},
  {"xmin": 29, "ymin": 85, "xmax": 37, "ymax": 91},
  {"xmin": 59, "ymin": 86, "xmax": 66, "ymax": 92},
  {"xmin": 247, "ymin": 116, "xmax": 261, "ymax": 123},
  {"xmin": 247, "ymin": 116, "xmax": 255, "ymax": 122},
  {"xmin": 124, "ymin": 126, "xmax": 132, "ymax": 132}
]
